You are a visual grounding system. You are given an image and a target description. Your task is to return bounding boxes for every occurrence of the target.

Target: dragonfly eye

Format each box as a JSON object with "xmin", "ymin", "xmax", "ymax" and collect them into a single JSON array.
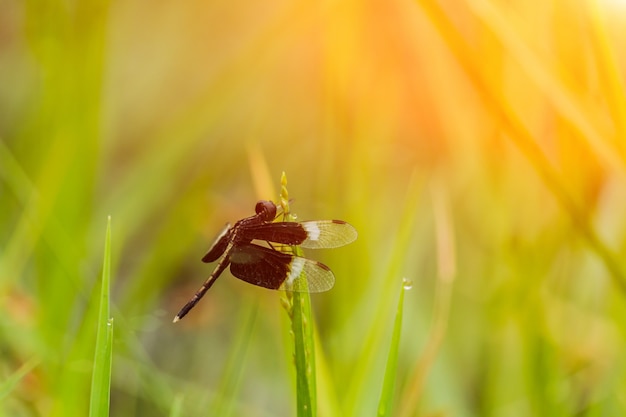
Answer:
[{"xmin": 255, "ymin": 200, "xmax": 277, "ymax": 220}]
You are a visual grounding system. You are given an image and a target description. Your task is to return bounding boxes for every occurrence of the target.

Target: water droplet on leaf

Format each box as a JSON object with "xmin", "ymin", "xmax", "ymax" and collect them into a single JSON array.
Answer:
[{"xmin": 402, "ymin": 278, "xmax": 413, "ymax": 290}]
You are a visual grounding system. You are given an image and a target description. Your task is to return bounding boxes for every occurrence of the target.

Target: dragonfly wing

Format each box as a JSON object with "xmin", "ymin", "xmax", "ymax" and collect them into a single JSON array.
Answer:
[
  {"xmin": 202, "ymin": 223, "xmax": 232, "ymax": 263},
  {"xmin": 236, "ymin": 222, "xmax": 307, "ymax": 245},
  {"xmin": 298, "ymin": 220, "xmax": 358, "ymax": 249},
  {"xmin": 237, "ymin": 220, "xmax": 357, "ymax": 249},
  {"xmin": 229, "ymin": 244, "xmax": 334, "ymax": 292}
]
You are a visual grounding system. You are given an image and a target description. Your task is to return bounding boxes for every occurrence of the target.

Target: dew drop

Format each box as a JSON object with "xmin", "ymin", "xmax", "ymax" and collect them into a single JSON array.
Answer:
[{"xmin": 402, "ymin": 277, "xmax": 413, "ymax": 290}]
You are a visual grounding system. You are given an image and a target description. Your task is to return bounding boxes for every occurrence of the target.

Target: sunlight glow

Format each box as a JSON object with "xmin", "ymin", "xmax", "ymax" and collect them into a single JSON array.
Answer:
[{"xmin": 602, "ymin": 0, "xmax": 626, "ymax": 10}]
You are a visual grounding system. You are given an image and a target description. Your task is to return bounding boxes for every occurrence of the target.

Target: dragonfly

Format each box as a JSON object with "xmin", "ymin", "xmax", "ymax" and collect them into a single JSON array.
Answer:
[{"xmin": 173, "ymin": 200, "xmax": 357, "ymax": 322}]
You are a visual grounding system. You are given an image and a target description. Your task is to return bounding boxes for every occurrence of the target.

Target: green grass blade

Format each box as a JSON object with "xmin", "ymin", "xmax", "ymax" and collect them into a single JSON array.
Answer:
[
  {"xmin": 397, "ymin": 184, "xmax": 456, "ymax": 417},
  {"xmin": 279, "ymin": 173, "xmax": 316, "ymax": 417},
  {"xmin": 312, "ymin": 328, "xmax": 341, "ymax": 417},
  {"xmin": 212, "ymin": 303, "xmax": 258, "ymax": 417},
  {"xmin": 292, "ymin": 288, "xmax": 316, "ymax": 417},
  {"xmin": 169, "ymin": 394, "xmax": 184, "ymax": 417},
  {"xmin": 343, "ymin": 173, "xmax": 422, "ymax": 416},
  {"xmin": 377, "ymin": 279, "xmax": 407, "ymax": 417},
  {"xmin": 89, "ymin": 216, "xmax": 114, "ymax": 417},
  {"xmin": 0, "ymin": 358, "xmax": 39, "ymax": 401}
]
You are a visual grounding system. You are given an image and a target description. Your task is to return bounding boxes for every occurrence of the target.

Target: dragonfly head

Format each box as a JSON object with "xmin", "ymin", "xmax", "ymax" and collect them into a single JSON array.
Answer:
[{"xmin": 255, "ymin": 200, "xmax": 277, "ymax": 222}]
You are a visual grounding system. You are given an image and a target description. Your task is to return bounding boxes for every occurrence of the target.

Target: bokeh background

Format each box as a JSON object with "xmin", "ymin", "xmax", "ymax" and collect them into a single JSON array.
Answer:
[{"xmin": 2, "ymin": 0, "xmax": 626, "ymax": 415}]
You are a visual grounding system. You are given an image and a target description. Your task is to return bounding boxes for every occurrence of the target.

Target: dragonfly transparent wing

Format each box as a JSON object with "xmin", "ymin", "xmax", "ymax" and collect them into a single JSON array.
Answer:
[{"xmin": 297, "ymin": 220, "xmax": 357, "ymax": 249}]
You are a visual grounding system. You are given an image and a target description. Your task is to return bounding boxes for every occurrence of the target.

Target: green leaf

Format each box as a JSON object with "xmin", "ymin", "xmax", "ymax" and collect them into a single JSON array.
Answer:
[
  {"xmin": 377, "ymin": 279, "xmax": 407, "ymax": 417},
  {"xmin": 89, "ymin": 216, "xmax": 114, "ymax": 417}
]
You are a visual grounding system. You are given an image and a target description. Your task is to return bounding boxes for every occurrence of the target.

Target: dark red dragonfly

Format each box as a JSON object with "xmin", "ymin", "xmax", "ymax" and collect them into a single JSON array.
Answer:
[{"xmin": 173, "ymin": 200, "xmax": 357, "ymax": 322}]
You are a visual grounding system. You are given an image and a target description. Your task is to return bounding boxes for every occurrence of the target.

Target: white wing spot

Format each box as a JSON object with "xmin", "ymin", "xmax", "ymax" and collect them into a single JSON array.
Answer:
[
  {"xmin": 286, "ymin": 257, "xmax": 306, "ymax": 288},
  {"xmin": 303, "ymin": 223, "xmax": 321, "ymax": 241}
]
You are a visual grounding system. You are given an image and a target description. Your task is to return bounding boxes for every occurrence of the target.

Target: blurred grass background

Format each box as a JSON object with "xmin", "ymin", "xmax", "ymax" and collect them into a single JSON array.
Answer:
[{"xmin": 2, "ymin": 0, "xmax": 626, "ymax": 415}]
